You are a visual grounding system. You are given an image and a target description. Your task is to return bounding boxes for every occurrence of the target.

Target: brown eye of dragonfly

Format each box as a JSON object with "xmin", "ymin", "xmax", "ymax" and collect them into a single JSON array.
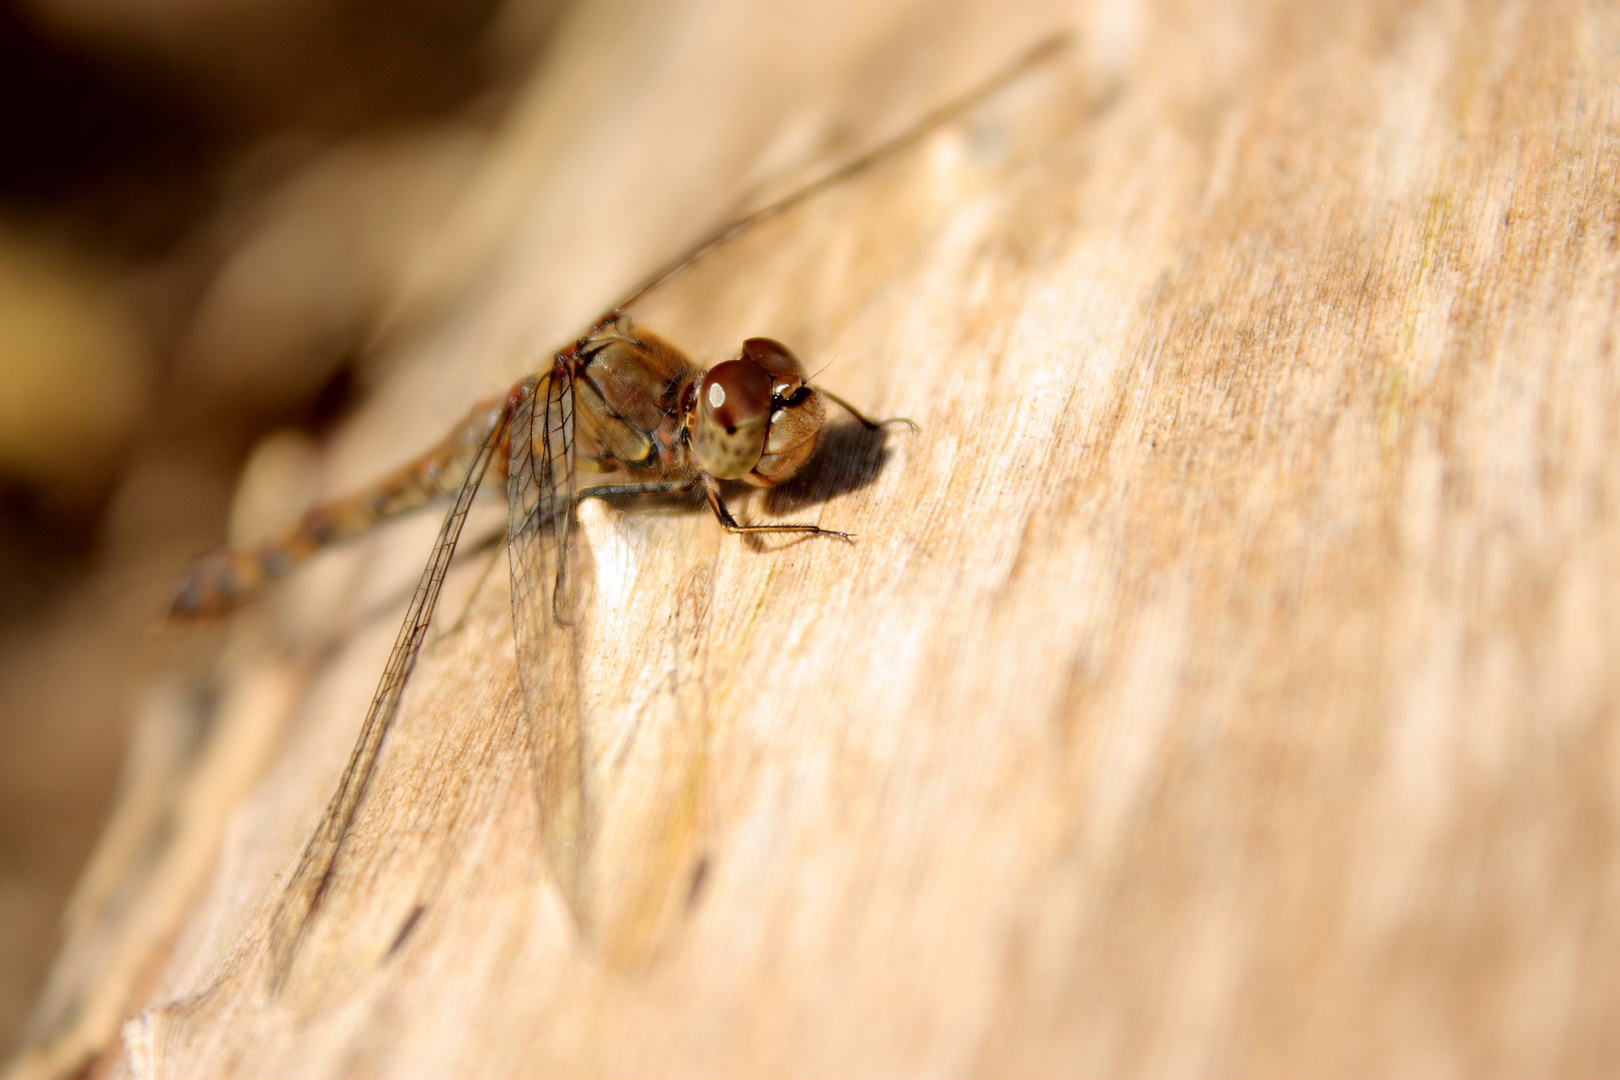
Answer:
[
  {"xmin": 700, "ymin": 360, "xmax": 772, "ymax": 433},
  {"xmin": 741, "ymin": 338, "xmax": 807, "ymax": 398},
  {"xmin": 690, "ymin": 359, "xmax": 773, "ymax": 479}
]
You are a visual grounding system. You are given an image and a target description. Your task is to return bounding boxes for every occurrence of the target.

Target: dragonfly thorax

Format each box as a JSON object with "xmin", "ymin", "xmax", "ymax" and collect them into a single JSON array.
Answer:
[{"xmin": 689, "ymin": 337, "xmax": 825, "ymax": 487}]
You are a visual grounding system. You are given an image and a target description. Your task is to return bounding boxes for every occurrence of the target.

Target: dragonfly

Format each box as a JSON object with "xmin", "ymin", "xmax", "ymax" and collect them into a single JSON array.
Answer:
[{"xmin": 169, "ymin": 35, "xmax": 1066, "ymax": 982}]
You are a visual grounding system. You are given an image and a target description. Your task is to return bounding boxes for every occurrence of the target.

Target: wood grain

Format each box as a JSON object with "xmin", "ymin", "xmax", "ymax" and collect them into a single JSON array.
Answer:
[{"xmin": 9, "ymin": 0, "xmax": 1620, "ymax": 1075}]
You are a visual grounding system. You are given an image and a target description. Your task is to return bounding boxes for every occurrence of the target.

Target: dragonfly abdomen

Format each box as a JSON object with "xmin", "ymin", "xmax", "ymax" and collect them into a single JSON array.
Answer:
[{"xmin": 171, "ymin": 395, "xmax": 511, "ymax": 618}]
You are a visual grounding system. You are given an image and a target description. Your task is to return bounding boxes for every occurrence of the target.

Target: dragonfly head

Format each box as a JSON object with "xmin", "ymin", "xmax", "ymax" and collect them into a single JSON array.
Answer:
[{"xmin": 690, "ymin": 338, "xmax": 825, "ymax": 486}]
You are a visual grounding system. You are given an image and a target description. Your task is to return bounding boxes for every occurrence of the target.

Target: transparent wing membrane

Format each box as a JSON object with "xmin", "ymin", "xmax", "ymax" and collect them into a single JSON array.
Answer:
[
  {"xmin": 506, "ymin": 364, "xmax": 589, "ymax": 916},
  {"xmin": 268, "ymin": 405, "xmax": 509, "ymax": 983}
]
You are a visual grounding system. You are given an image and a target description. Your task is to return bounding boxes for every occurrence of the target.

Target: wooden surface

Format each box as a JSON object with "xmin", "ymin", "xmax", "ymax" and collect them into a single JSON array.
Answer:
[{"xmin": 10, "ymin": 0, "xmax": 1620, "ymax": 1075}]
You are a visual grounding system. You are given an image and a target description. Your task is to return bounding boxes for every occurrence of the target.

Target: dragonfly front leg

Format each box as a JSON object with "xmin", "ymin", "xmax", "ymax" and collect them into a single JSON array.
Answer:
[
  {"xmin": 700, "ymin": 474, "xmax": 854, "ymax": 541},
  {"xmin": 817, "ymin": 387, "xmax": 919, "ymax": 435},
  {"xmin": 171, "ymin": 395, "xmax": 511, "ymax": 617}
]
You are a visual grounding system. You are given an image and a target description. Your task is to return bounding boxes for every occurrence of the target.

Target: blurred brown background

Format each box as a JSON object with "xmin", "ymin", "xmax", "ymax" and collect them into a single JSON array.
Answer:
[{"xmin": 0, "ymin": 0, "xmax": 565, "ymax": 1054}]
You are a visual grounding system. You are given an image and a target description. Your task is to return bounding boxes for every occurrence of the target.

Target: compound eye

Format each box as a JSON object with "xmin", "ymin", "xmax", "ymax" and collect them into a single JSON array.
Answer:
[
  {"xmin": 700, "ymin": 360, "xmax": 773, "ymax": 430},
  {"xmin": 741, "ymin": 337, "xmax": 807, "ymax": 399},
  {"xmin": 691, "ymin": 360, "xmax": 773, "ymax": 479}
]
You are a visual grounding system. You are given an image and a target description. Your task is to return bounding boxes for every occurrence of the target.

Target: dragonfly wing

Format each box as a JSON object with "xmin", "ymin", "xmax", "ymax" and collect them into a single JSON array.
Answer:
[
  {"xmin": 506, "ymin": 363, "xmax": 589, "ymax": 919},
  {"xmin": 267, "ymin": 404, "xmax": 509, "ymax": 988}
]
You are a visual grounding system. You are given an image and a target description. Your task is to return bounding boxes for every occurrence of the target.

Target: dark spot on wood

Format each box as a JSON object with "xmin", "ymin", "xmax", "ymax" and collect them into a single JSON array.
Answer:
[
  {"xmin": 685, "ymin": 855, "xmax": 710, "ymax": 912},
  {"xmin": 387, "ymin": 903, "xmax": 427, "ymax": 958}
]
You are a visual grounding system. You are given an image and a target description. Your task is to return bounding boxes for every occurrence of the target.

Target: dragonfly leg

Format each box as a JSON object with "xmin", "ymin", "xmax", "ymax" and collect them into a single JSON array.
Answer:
[
  {"xmin": 818, "ymin": 388, "xmax": 919, "ymax": 434},
  {"xmin": 575, "ymin": 479, "xmax": 697, "ymax": 504},
  {"xmin": 700, "ymin": 474, "xmax": 854, "ymax": 541}
]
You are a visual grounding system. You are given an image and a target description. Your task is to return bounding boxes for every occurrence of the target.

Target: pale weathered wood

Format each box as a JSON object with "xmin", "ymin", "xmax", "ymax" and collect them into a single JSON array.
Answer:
[{"xmin": 10, "ymin": 0, "xmax": 1620, "ymax": 1075}]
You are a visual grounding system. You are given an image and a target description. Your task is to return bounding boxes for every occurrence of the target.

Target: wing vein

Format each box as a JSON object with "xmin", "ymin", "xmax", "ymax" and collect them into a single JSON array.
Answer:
[{"xmin": 269, "ymin": 401, "xmax": 510, "ymax": 984}]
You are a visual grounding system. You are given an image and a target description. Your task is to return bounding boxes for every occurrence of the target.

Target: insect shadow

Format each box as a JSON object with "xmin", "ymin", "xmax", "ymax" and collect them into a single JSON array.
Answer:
[
  {"xmin": 564, "ymin": 417, "xmax": 902, "ymax": 533},
  {"xmin": 763, "ymin": 419, "xmax": 900, "ymax": 517}
]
